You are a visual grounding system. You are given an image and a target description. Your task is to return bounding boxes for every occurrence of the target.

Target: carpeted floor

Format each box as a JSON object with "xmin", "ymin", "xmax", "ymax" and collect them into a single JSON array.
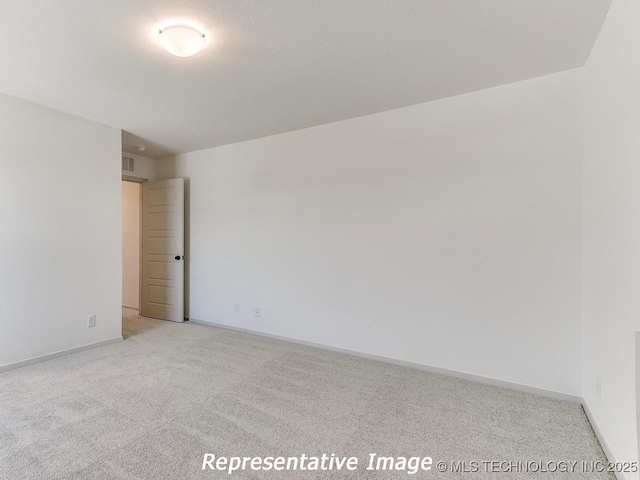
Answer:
[{"xmin": 0, "ymin": 311, "xmax": 613, "ymax": 479}]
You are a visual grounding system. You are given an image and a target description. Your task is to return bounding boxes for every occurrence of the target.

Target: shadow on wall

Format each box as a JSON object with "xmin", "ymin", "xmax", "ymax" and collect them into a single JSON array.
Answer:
[{"xmin": 637, "ymin": 332, "xmax": 640, "ymax": 464}]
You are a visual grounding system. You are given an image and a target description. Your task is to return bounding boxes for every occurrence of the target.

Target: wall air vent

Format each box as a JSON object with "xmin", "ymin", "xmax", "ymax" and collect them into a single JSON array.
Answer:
[{"xmin": 122, "ymin": 155, "xmax": 135, "ymax": 173}]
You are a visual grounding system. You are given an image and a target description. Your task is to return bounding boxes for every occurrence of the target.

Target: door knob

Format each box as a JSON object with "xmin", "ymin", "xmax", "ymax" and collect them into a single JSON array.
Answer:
[{"xmin": 175, "ymin": 255, "xmax": 181, "ymax": 260}]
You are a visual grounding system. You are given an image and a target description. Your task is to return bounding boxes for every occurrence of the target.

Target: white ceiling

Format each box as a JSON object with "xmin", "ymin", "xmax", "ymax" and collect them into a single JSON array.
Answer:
[{"xmin": 0, "ymin": 0, "xmax": 611, "ymax": 158}]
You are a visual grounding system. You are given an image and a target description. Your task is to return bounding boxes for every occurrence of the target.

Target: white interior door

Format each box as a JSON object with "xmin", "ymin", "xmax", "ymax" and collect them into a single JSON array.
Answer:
[{"xmin": 140, "ymin": 178, "xmax": 184, "ymax": 322}]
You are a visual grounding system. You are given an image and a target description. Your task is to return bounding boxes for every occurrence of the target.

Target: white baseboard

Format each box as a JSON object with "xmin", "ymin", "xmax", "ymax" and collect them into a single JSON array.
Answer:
[
  {"xmin": 0, "ymin": 337, "xmax": 124, "ymax": 374},
  {"xmin": 581, "ymin": 400, "xmax": 625, "ymax": 480},
  {"xmin": 188, "ymin": 317, "xmax": 581, "ymax": 403},
  {"xmin": 122, "ymin": 305, "xmax": 139, "ymax": 312}
]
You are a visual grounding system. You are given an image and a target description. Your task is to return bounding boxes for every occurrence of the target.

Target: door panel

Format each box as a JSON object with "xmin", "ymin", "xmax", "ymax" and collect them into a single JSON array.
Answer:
[{"xmin": 140, "ymin": 178, "xmax": 184, "ymax": 322}]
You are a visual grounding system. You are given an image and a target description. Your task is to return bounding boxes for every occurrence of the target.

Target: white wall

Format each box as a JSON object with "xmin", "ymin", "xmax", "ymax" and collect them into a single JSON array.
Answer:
[
  {"xmin": 122, "ymin": 181, "xmax": 140, "ymax": 310},
  {"xmin": 582, "ymin": 0, "xmax": 640, "ymax": 472},
  {"xmin": 0, "ymin": 93, "xmax": 122, "ymax": 368},
  {"xmin": 157, "ymin": 68, "xmax": 584, "ymax": 395}
]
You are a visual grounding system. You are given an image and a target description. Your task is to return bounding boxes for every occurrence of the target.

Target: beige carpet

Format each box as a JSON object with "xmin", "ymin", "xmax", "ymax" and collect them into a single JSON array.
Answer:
[{"xmin": 0, "ymin": 312, "xmax": 613, "ymax": 479}]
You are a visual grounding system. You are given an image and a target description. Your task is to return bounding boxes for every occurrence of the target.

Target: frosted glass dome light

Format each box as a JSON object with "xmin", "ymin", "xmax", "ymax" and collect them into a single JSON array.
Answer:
[{"xmin": 159, "ymin": 25, "xmax": 206, "ymax": 57}]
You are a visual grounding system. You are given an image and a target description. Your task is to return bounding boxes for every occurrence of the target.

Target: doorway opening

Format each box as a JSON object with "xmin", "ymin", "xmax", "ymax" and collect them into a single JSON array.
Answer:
[
  {"xmin": 122, "ymin": 180, "xmax": 141, "ymax": 316},
  {"xmin": 121, "ymin": 175, "xmax": 186, "ymax": 326}
]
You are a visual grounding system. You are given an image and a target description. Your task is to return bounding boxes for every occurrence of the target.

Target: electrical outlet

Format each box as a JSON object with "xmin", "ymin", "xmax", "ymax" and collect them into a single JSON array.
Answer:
[
  {"xmin": 234, "ymin": 303, "xmax": 240, "ymax": 314},
  {"xmin": 87, "ymin": 315, "xmax": 96, "ymax": 328},
  {"xmin": 596, "ymin": 377, "xmax": 601, "ymax": 399},
  {"xmin": 254, "ymin": 307, "xmax": 260, "ymax": 318}
]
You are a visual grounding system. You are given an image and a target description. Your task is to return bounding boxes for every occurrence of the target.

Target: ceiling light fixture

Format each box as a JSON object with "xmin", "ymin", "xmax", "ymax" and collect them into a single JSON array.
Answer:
[{"xmin": 159, "ymin": 25, "xmax": 206, "ymax": 57}]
